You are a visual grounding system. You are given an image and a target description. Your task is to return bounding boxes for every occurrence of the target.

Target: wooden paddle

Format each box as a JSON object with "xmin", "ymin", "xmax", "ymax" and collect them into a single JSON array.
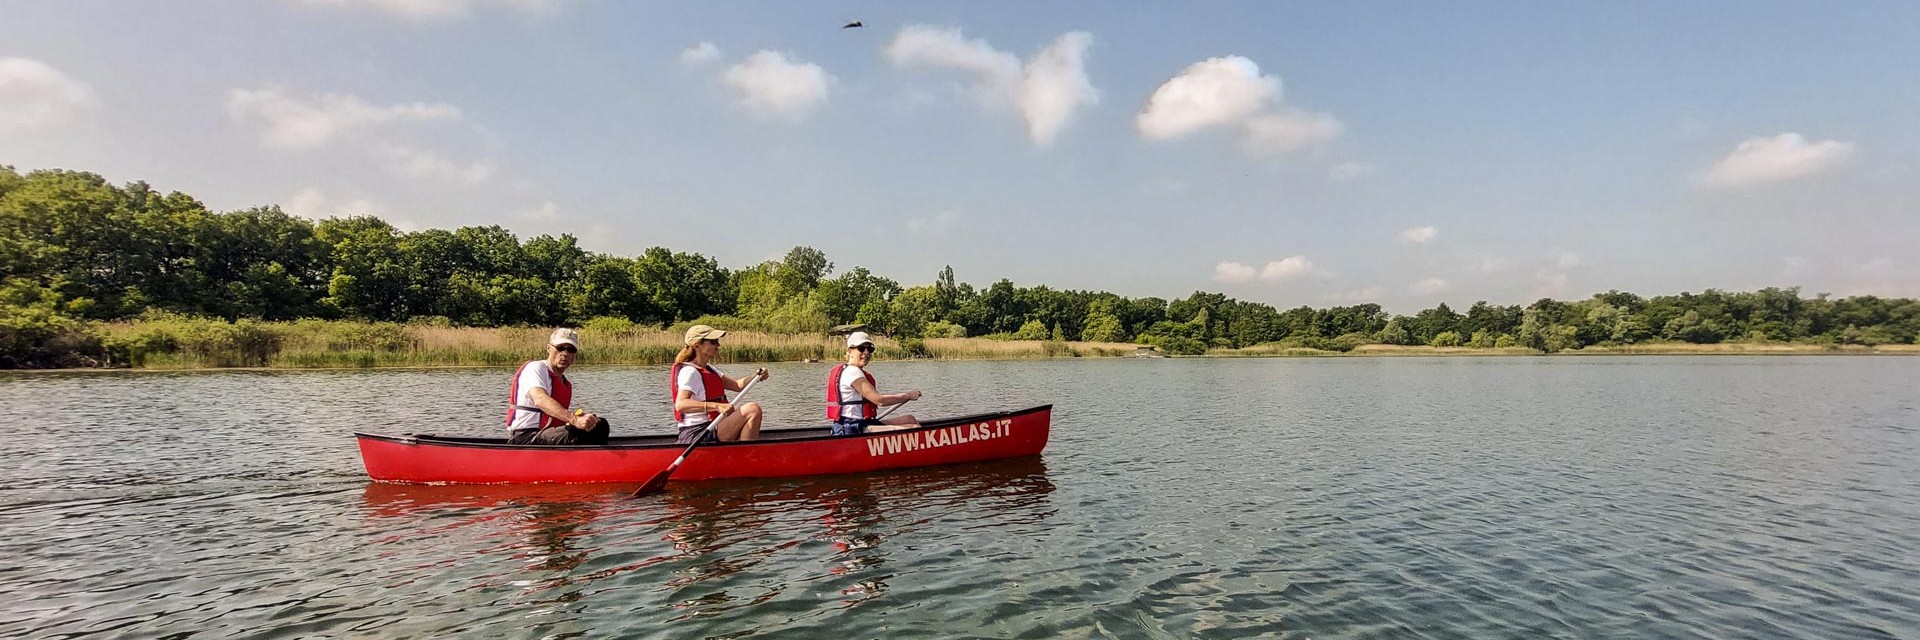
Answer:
[{"xmin": 632, "ymin": 375, "xmax": 762, "ymax": 497}]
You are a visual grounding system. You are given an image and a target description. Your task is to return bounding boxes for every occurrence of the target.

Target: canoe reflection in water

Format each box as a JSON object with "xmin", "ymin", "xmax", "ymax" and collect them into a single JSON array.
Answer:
[
  {"xmin": 358, "ymin": 456, "xmax": 1055, "ymax": 617},
  {"xmin": 653, "ymin": 457, "xmax": 1057, "ymax": 609}
]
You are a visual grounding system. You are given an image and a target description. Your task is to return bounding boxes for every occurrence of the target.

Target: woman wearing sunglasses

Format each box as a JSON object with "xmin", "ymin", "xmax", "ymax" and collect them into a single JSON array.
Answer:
[
  {"xmin": 671, "ymin": 324, "xmax": 770, "ymax": 444},
  {"xmin": 505, "ymin": 328, "xmax": 610, "ymax": 445},
  {"xmin": 827, "ymin": 331, "xmax": 921, "ymax": 436}
]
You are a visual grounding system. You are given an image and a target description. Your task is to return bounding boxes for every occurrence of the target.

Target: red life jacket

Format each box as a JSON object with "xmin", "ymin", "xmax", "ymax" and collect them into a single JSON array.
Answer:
[
  {"xmin": 671, "ymin": 362, "xmax": 728, "ymax": 423},
  {"xmin": 826, "ymin": 363, "xmax": 878, "ymax": 420},
  {"xmin": 505, "ymin": 360, "xmax": 572, "ymax": 430}
]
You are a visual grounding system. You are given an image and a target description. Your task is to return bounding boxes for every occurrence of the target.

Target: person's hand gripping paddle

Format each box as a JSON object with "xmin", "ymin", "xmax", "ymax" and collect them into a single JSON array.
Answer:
[{"xmin": 632, "ymin": 376, "xmax": 760, "ymax": 497}]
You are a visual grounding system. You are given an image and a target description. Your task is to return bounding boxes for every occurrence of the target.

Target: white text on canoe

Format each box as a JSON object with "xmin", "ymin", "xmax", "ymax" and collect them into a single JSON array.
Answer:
[{"xmin": 865, "ymin": 419, "xmax": 1013, "ymax": 457}]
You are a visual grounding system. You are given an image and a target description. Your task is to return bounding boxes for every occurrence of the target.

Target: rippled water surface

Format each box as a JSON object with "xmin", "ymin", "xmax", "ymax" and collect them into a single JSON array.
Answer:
[{"xmin": 3, "ymin": 356, "xmax": 1918, "ymax": 638}]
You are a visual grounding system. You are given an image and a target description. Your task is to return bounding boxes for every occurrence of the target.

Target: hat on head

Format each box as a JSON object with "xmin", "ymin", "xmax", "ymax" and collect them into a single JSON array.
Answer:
[
  {"xmin": 549, "ymin": 328, "xmax": 579, "ymax": 348},
  {"xmin": 684, "ymin": 324, "xmax": 727, "ymax": 345},
  {"xmin": 846, "ymin": 331, "xmax": 875, "ymax": 348}
]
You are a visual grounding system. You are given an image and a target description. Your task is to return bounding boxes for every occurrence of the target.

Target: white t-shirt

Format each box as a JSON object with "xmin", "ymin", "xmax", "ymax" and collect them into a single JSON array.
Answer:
[
  {"xmin": 837, "ymin": 365, "xmax": 874, "ymax": 420},
  {"xmin": 675, "ymin": 364, "xmax": 727, "ymax": 427},
  {"xmin": 509, "ymin": 360, "xmax": 561, "ymax": 432}
]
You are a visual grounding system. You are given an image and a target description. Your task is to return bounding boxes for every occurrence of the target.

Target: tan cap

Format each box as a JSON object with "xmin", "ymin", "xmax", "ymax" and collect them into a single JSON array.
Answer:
[
  {"xmin": 684, "ymin": 324, "xmax": 727, "ymax": 345},
  {"xmin": 846, "ymin": 331, "xmax": 875, "ymax": 348},
  {"xmin": 549, "ymin": 328, "xmax": 579, "ymax": 347}
]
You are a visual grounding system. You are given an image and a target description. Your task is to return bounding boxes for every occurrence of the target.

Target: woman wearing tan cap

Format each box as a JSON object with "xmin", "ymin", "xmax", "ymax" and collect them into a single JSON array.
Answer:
[{"xmin": 670, "ymin": 325, "xmax": 770, "ymax": 444}]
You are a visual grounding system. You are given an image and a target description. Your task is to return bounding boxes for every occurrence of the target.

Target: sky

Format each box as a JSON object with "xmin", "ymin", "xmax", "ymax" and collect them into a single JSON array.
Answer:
[{"xmin": 2, "ymin": 1, "xmax": 1916, "ymax": 312}]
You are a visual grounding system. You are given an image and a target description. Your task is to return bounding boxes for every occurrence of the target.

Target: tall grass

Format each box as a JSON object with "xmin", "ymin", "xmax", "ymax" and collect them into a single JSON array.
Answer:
[
  {"xmin": 919, "ymin": 338, "xmax": 1138, "ymax": 359},
  {"xmin": 1568, "ymin": 342, "xmax": 1920, "ymax": 355},
  {"xmin": 81, "ymin": 317, "xmax": 1920, "ymax": 370},
  {"xmin": 89, "ymin": 317, "xmax": 1151, "ymax": 369}
]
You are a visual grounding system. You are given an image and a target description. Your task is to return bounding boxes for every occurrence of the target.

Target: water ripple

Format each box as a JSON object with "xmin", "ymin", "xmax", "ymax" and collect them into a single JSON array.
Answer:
[{"xmin": 1, "ymin": 358, "xmax": 1918, "ymax": 637}]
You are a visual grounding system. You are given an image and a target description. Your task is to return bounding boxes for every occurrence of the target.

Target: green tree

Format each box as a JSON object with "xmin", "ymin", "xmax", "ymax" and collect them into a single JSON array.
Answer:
[
  {"xmin": 1377, "ymin": 317, "xmax": 1414, "ymax": 345},
  {"xmin": 815, "ymin": 267, "xmax": 901, "ymax": 325},
  {"xmin": 1011, "ymin": 319, "xmax": 1050, "ymax": 340},
  {"xmin": 567, "ymin": 256, "xmax": 649, "ymax": 323},
  {"xmin": 888, "ymin": 286, "xmax": 944, "ymax": 338},
  {"xmin": 1081, "ymin": 312, "xmax": 1127, "ymax": 342},
  {"xmin": 632, "ymin": 247, "xmax": 732, "ymax": 323},
  {"xmin": 315, "ymin": 216, "xmax": 409, "ymax": 321}
]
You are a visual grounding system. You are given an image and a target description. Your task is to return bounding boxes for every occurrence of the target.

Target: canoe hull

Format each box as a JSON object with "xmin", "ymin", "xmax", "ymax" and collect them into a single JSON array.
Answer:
[{"xmin": 355, "ymin": 405, "xmax": 1051, "ymax": 484}]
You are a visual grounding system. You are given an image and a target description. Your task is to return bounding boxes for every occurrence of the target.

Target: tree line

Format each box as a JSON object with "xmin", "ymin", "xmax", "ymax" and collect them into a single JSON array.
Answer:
[{"xmin": 3, "ymin": 166, "xmax": 1918, "ymax": 365}]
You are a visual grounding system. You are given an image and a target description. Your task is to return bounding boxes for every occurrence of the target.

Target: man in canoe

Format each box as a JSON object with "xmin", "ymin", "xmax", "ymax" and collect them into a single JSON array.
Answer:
[
  {"xmin": 506, "ymin": 328, "xmax": 610, "ymax": 445},
  {"xmin": 828, "ymin": 331, "xmax": 921, "ymax": 436},
  {"xmin": 672, "ymin": 324, "xmax": 770, "ymax": 444}
]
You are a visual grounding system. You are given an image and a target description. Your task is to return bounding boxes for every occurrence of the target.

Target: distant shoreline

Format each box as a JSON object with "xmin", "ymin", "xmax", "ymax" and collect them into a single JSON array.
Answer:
[{"xmin": 10, "ymin": 337, "xmax": 1916, "ymax": 373}]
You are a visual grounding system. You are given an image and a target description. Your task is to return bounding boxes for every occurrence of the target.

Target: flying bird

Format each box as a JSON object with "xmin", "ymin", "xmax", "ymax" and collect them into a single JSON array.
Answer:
[{"xmin": 842, "ymin": 20, "xmax": 863, "ymax": 29}]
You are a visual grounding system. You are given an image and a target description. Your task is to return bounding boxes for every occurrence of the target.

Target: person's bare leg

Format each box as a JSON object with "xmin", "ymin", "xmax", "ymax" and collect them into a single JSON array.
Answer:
[
  {"xmin": 715, "ymin": 402, "xmax": 764, "ymax": 441},
  {"xmin": 869, "ymin": 414, "xmax": 919, "ymax": 432},
  {"xmin": 740, "ymin": 402, "xmax": 763, "ymax": 440}
]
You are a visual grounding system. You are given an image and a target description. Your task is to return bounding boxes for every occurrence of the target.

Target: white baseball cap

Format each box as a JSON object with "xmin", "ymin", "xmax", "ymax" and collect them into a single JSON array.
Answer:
[
  {"xmin": 549, "ymin": 328, "xmax": 580, "ymax": 348},
  {"xmin": 846, "ymin": 331, "xmax": 874, "ymax": 348}
]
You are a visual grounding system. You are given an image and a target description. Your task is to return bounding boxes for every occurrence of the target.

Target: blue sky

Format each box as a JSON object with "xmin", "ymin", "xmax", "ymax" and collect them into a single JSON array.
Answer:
[{"xmin": 3, "ymin": 1, "xmax": 1916, "ymax": 311}]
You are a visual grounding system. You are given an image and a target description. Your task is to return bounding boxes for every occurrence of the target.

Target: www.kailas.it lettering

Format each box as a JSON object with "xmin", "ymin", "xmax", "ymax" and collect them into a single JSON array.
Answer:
[{"xmin": 865, "ymin": 418, "xmax": 1013, "ymax": 457}]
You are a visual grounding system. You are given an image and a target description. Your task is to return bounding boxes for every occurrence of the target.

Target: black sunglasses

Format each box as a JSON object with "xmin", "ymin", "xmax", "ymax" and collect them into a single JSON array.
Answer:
[
  {"xmin": 854, "ymin": 345, "xmax": 875, "ymax": 353},
  {"xmin": 554, "ymin": 344, "xmax": 577, "ymax": 353}
]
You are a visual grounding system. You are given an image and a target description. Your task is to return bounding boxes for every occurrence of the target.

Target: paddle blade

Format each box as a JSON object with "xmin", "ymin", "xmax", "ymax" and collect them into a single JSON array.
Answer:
[{"xmin": 631, "ymin": 468, "xmax": 674, "ymax": 497}]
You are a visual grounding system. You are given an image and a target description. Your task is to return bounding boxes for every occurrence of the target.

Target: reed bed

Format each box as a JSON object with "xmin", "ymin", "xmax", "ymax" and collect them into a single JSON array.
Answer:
[
  {"xmin": 1568, "ymin": 342, "xmax": 1920, "ymax": 355},
  {"xmin": 82, "ymin": 317, "xmax": 1920, "ymax": 370},
  {"xmin": 1344, "ymin": 345, "xmax": 1541, "ymax": 356},
  {"xmin": 919, "ymin": 338, "xmax": 1138, "ymax": 360}
]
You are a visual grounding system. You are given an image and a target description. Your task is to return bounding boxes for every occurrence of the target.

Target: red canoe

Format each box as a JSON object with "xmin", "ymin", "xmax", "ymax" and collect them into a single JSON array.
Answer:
[{"xmin": 355, "ymin": 405, "xmax": 1051, "ymax": 484}]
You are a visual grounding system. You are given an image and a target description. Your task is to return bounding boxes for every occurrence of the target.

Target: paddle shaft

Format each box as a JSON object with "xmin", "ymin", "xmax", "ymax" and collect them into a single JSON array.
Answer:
[
  {"xmin": 633, "ymin": 374, "xmax": 761, "ymax": 497},
  {"xmin": 876, "ymin": 396, "xmax": 911, "ymax": 421}
]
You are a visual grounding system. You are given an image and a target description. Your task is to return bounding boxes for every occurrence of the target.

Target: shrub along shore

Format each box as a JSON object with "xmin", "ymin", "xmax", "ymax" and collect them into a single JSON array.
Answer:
[
  {"xmin": 8, "ymin": 316, "xmax": 1910, "ymax": 371},
  {"xmin": 4, "ymin": 167, "xmax": 1919, "ymax": 369}
]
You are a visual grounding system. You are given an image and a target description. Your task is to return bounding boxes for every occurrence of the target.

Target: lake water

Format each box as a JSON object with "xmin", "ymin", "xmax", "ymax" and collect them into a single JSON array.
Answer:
[{"xmin": 2, "ymin": 356, "xmax": 1917, "ymax": 639}]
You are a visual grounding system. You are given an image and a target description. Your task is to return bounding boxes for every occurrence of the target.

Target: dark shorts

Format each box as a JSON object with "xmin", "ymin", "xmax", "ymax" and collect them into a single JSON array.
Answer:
[
  {"xmin": 831, "ymin": 417, "xmax": 879, "ymax": 437},
  {"xmin": 676, "ymin": 421, "xmax": 720, "ymax": 445},
  {"xmin": 508, "ymin": 418, "xmax": 610, "ymax": 446}
]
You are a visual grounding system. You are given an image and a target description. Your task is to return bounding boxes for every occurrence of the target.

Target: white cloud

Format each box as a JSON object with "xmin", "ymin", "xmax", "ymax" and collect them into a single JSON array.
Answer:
[
  {"xmin": 1260, "ymin": 255, "xmax": 1316, "ymax": 281},
  {"xmin": 906, "ymin": 210, "xmax": 961, "ymax": 234},
  {"xmin": 1324, "ymin": 287, "xmax": 1383, "ymax": 304},
  {"xmin": 721, "ymin": 50, "xmax": 833, "ymax": 121},
  {"xmin": 886, "ymin": 25, "xmax": 1098, "ymax": 147},
  {"xmin": 0, "ymin": 57, "xmax": 95, "ymax": 130},
  {"xmin": 679, "ymin": 41, "xmax": 720, "ymax": 64},
  {"xmin": 226, "ymin": 87, "xmax": 462, "ymax": 149},
  {"xmin": 299, "ymin": 0, "xmax": 560, "ymax": 20},
  {"xmin": 1554, "ymin": 251, "xmax": 1582, "ymax": 269},
  {"xmin": 1396, "ymin": 226, "xmax": 1438, "ymax": 245},
  {"xmin": 1016, "ymin": 32, "xmax": 1097, "ymax": 146},
  {"xmin": 1137, "ymin": 56, "xmax": 1275, "ymax": 139},
  {"xmin": 1213, "ymin": 261, "xmax": 1258, "ymax": 283},
  {"xmin": 1137, "ymin": 55, "xmax": 1342, "ymax": 155},
  {"xmin": 1409, "ymin": 278, "xmax": 1450, "ymax": 295},
  {"xmin": 1700, "ymin": 133, "xmax": 1855, "ymax": 188},
  {"xmin": 380, "ymin": 144, "xmax": 496, "ymax": 184},
  {"xmin": 1329, "ymin": 162, "xmax": 1375, "ymax": 180}
]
